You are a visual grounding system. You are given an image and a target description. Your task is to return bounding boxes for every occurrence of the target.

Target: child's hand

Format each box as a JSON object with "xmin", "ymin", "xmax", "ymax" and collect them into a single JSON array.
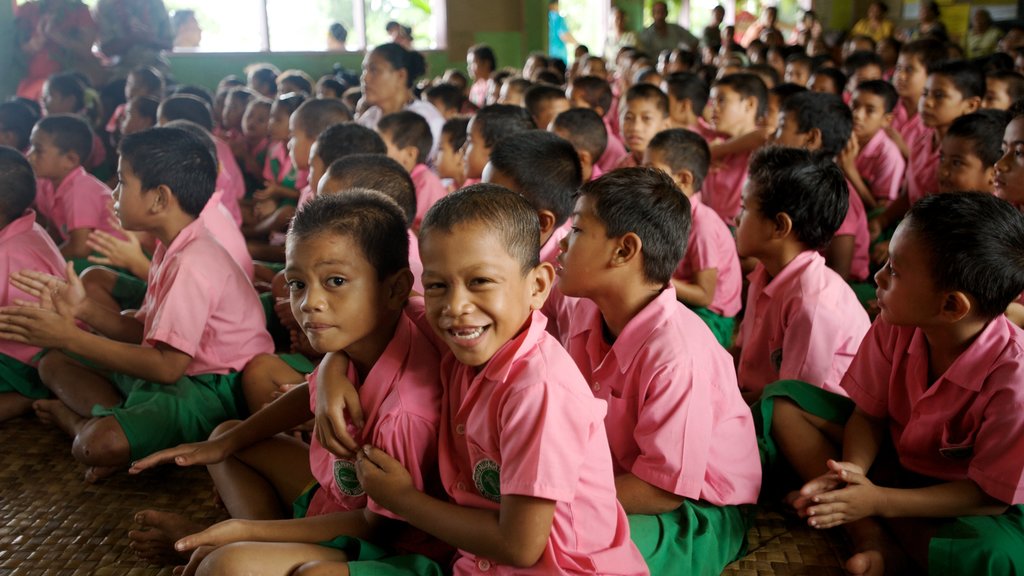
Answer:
[
  {"xmin": 356, "ymin": 445, "xmax": 415, "ymax": 509},
  {"xmin": 252, "ymin": 198, "xmax": 279, "ymax": 221},
  {"xmin": 0, "ymin": 303, "xmax": 78, "ymax": 348},
  {"xmin": 10, "ymin": 262, "xmax": 87, "ymax": 318},
  {"xmin": 253, "ymin": 181, "xmax": 285, "ymax": 201},
  {"xmin": 87, "ymin": 225, "xmax": 149, "ymax": 277},
  {"xmin": 174, "ymin": 519, "xmax": 248, "ymax": 553},
  {"xmin": 839, "ymin": 136, "xmax": 859, "ymax": 175},
  {"xmin": 174, "ymin": 545, "xmax": 216, "ymax": 576},
  {"xmin": 868, "ymin": 218, "xmax": 883, "ymax": 241},
  {"xmin": 314, "ymin": 353, "xmax": 364, "ymax": 458},
  {"xmin": 802, "ymin": 460, "xmax": 882, "ymax": 529},
  {"xmin": 128, "ymin": 438, "xmax": 231, "ymax": 474}
]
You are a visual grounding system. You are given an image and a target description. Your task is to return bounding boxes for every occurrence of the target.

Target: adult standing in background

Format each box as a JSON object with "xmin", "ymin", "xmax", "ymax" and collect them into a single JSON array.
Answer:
[
  {"xmin": 964, "ymin": 9, "xmax": 1003, "ymax": 59},
  {"xmin": 13, "ymin": 0, "xmax": 98, "ymax": 100},
  {"xmin": 702, "ymin": 5, "xmax": 725, "ymax": 54},
  {"xmin": 739, "ymin": 5, "xmax": 778, "ymax": 47},
  {"xmin": 605, "ymin": 6, "xmax": 639, "ymax": 59},
  {"xmin": 95, "ymin": 0, "xmax": 173, "ymax": 75},
  {"xmin": 640, "ymin": 1, "xmax": 698, "ymax": 55},
  {"xmin": 548, "ymin": 0, "xmax": 578, "ymax": 65},
  {"xmin": 903, "ymin": 1, "xmax": 948, "ymax": 42},
  {"xmin": 851, "ymin": 2, "xmax": 894, "ymax": 43}
]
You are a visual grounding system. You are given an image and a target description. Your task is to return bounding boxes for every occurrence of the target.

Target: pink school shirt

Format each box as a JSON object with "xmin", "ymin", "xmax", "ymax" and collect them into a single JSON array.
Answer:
[
  {"xmin": 199, "ymin": 191, "xmax": 254, "ymax": 280},
  {"xmin": 539, "ymin": 220, "xmax": 573, "ymax": 341},
  {"xmin": 438, "ymin": 311, "xmax": 648, "ymax": 576},
  {"xmin": 408, "ymin": 230, "xmax": 424, "ymax": 295},
  {"xmin": 36, "ymin": 167, "xmax": 118, "ymax": 242},
  {"xmin": 0, "ymin": 211, "xmax": 67, "ymax": 364},
  {"xmin": 674, "ymin": 191, "xmax": 742, "ymax": 317},
  {"xmin": 891, "ymin": 101, "xmax": 929, "ymax": 156},
  {"xmin": 306, "ymin": 309, "xmax": 443, "ymax": 522},
  {"xmin": 906, "ymin": 128, "xmax": 940, "ymax": 206},
  {"xmin": 410, "ymin": 164, "xmax": 447, "ymax": 231},
  {"xmin": 135, "ymin": 218, "xmax": 273, "ymax": 374},
  {"xmin": 736, "ymin": 251, "xmax": 871, "ymax": 400},
  {"xmin": 702, "ymin": 149, "xmax": 752, "ymax": 225},
  {"xmin": 855, "ymin": 129, "xmax": 906, "ymax": 202},
  {"xmin": 589, "ymin": 163, "xmax": 604, "ymax": 181},
  {"xmin": 842, "ymin": 316, "xmax": 1024, "ymax": 505},
  {"xmin": 213, "ymin": 136, "xmax": 245, "ymax": 225},
  {"xmin": 566, "ymin": 289, "xmax": 761, "ymax": 506},
  {"xmin": 596, "ymin": 120, "xmax": 630, "ymax": 174},
  {"xmin": 833, "ymin": 181, "xmax": 870, "ymax": 282},
  {"xmin": 296, "ymin": 185, "xmax": 315, "ymax": 209}
]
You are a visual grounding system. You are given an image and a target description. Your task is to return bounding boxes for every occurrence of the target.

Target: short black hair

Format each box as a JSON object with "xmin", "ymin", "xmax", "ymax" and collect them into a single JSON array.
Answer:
[
  {"xmin": 45, "ymin": 72, "xmax": 85, "ymax": 110},
  {"xmin": 576, "ymin": 167, "xmax": 690, "ymax": 285},
  {"xmin": 536, "ymin": 70, "xmax": 564, "ymax": 86},
  {"xmin": 854, "ymin": 79, "xmax": 899, "ymax": 112},
  {"xmin": 249, "ymin": 66, "xmax": 279, "ymax": 96},
  {"xmin": 129, "ymin": 66, "xmax": 165, "ymax": 97},
  {"xmin": 928, "ymin": 60, "xmax": 985, "ymax": 100},
  {"xmin": 441, "ymin": 116, "xmax": 470, "ymax": 151},
  {"xmin": 714, "ymin": 73, "xmax": 768, "ymax": 118},
  {"xmin": 315, "ymin": 122, "xmax": 387, "ymax": 167},
  {"xmin": 770, "ymin": 82, "xmax": 808, "ymax": 108},
  {"xmin": 488, "ymin": 130, "xmax": 581, "ymax": 225},
  {"xmin": 524, "ymin": 84, "xmax": 569, "ymax": 122},
  {"xmin": 158, "ymin": 94, "xmax": 214, "ymax": 131},
  {"xmin": 317, "ymin": 76, "xmax": 346, "ymax": 98},
  {"xmin": 469, "ymin": 44, "xmax": 497, "ymax": 71},
  {"xmin": 472, "ymin": 104, "xmax": 536, "ymax": 149},
  {"xmin": 128, "ymin": 95, "xmax": 161, "ymax": 124},
  {"xmin": 810, "ymin": 67, "xmax": 846, "ymax": 95},
  {"xmin": 901, "ymin": 39, "xmax": 948, "ymax": 68},
  {"xmin": 0, "ymin": 146, "xmax": 36, "ymax": 222},
  {"xmin": 371, "ymin": 43, "xmax": 427, "ymax": 88},
  {"xmin": 904, "ymin": 191, "xmax": 1024, "ymax": 318},
  {"xmin": 843, "ymin": 50, "xmax": 883, "ymax": 77},
  {"xmin": 278, "ymin": 73, "xmax": 312, "ymax": 96},
  {"xmin": 570, "ymin": 75, "xmax": 613, "ymax": 112},
  {"xmin": 35, "ymin": 115, "xmax": 93, "ymax": 164},
  {"xmin": 289, "ymin": 189, "xmax": 409, "ymax": 280},
  {"xmin": 424, "ymin": 83, "xmax": 464, "ymax": 111},
  {"xmin": 0, "ymin": 101, "xmax": 37, "ymax": 150},
  {"xmin": 551, "ymin": 107, "xmax": 608, "ymax": 160},
  {"xmin": 118, "ymin": 127, "xmax": 217, "ymax": 218},
  {"xmin": 292, "ymin": 98, "xmax": 353, "ymax": 139},
  {"xmin": 419, "ymin": 183, "xmax": 540, "ymax": 274},
  {"xmin": 946, "ymin": 110, "xmax": 1011, "ymax": 166},
  {"xmin": 323, "ymin": 154, "xmax": 417, "ymax": 228},
  {"xmin": 170, "ymin": 84, "xmax": 215, "ymax": 108},
  {"xmin": 274, "ymin": 92, "xmax": 308, "ymax": 117},
  {"xmin": 785, "ymin": 52, "xmax": 813, "ymax": 69},
  {"xmin": 747, "ymin": 64, "xmax": 781, "ymax": 89},
  {"xmin": 782, "ymin": 91, "xmax": 852, "ymax": 157},
  {"xmin": 648, "ymin": 128, "xmax": 710, "ymax": 192},
  {"xmin": 161, "ymin": 119, "xmax": 218, "ymax": 167},
  {"xmin": 747, "ymin": 146, "xmax": 848, "ymax": 249},
  {"xmin": 663, "ymin": 72, "xmax": 709, "ymax": 115},
  {"xmin": 378, "ymin": 110, "xmax": 433, "ymax": 165},
  {"xmin": 987, "ymin": 70, "xmax": 1024, "ymax": 104},
  {"xmin": 624, "ymin": 83, "xmax": 669, "ymax": 116}
]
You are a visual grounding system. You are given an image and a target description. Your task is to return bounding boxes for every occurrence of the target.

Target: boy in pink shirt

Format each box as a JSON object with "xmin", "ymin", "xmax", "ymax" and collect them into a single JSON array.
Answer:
[
  {"xmin": 550, "ymin": 108, "xmax": 608, "ymax": 183},
  {"xmin": 645, "ymin": 130, "xmax": 742, "ymax": 347},
  {"xmin": 26, "ymin": 115, "xmax": 118, "ymax": 268},
  {"xmin": 937, "ymin": 111, "xmax": 1007, "ymax": 194},
  {"xmin": 378, "ymin": 110, "xmax": 447, "ymax": 231},
  {"xmin": 0, "ymin": 148, "xmax": 68, "ymax": 422},
  {"xmin": 773, "ymin": 193, "xmax": 1024, "ymax": 576},
  {"xmin": 557, "ymin": 167, "xmax": 759, "ymax": 574},
  {"xmin": 0, "ymin": 128, "xmax": 273, "ymax": 482},
  {"xmin": 460, "ymin": 104, "xmax": 536, "ymax": 187},
  {"xmin": 567, "ymin": 75, "xmax": 630, "ymax": 172},
  {"xmin": 734, "ymin": 147, "xmax": 870, "ymax": 403},
  {"xmin": 617, "ymin": 84, "xmax": 669, "ymax": 169},
  {"xmin": 886, "ymin": 39, "xmax": 946, "ymax": 160},
  {"xmin": 129, "ymin": 192, "xmax": 450, "ymax": 575},
  {"xmin": 842, "ymin": 80, "xmax": 905, "ymax": 210},
  {"xmin": 353, "ymin": 185, "xmax": 648, "ymax": 575}
]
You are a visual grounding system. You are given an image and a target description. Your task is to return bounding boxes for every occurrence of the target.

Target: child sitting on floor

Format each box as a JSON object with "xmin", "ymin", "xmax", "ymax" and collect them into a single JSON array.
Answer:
[
  {"xmin": 249, "ymin": 93, "xmax": 308, "ymax": 226},
  {"xmin": 567, "ymin": 75, "xmax": 629, "ymax": 171},
  {"xmin": 617, "ymin": 83, "xmax": 669, "ymax": 169},
  {"xmin": 437, "ymin": 117, "xmax": 469, "ymax": 192},
  {"xmin": 644, "ymin": 129, "xmax": 742, "ymax": 347},
  {"xmin": 841, "ymin": 80, "xmax": 905, "ymax": 210},
  {"xmin": 0, "ymin": 127, "xmax": 273, "ymax": 483},
  {"xmin": 776, "ymin": 192, "xmax": 1024, "ymax": 576},
  {"xmin": 0, "ymin": 148, "xmax": 68, "ymax": 422},
  {"xmin": 937, "ymin": 110, "xmax": 1008, "ymax": 194},
  {"xmin": 550, "ymin": 108, "xmax": 608, "ymax": 182},
  {"xmin": 377, "ymin": 111, "xmax": 447, "ymax": 230},
  {"xmin": 461, "ymin": 104, "xmax": 535, "ymax": 187},
  {"xmin": 557, "ymin": 167, "xmax": 760, "ymax": 574},
  {"xmin": 982, "ymin": 69, "xmax": 1024, "ymax": 111}
]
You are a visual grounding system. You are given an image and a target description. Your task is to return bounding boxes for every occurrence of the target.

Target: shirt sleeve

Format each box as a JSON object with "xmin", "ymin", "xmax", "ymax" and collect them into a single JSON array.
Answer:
[
  {"xmin": 966, "ymin": 362, "xmax": 1024, "ymax": 504},
  {"xmin": 840, "ymin": 319, "xmax": 895, "ymax": 418},
  {"xmin": 366, "ymin": 412, "xmax": 440, "ymax": 520},
  {"xmin": 64, "ymin": 182, "xmax": 110, "ymax": 233},
  {"xmin": 778, "ymin": 297, "xmax": 859, "ymax": 394}
]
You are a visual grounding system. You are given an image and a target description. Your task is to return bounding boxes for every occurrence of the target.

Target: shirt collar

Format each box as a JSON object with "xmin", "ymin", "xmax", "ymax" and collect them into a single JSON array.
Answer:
[
  {"xmin": 0, "ymin": 210, "xmax": 38, "ymax": 241},
  {"xmin": 478, "ymin": 310, "xmax": 549, "ymax": 385},
  {"xmin": 907, "ymin": 315, "xmax": 1017, "ymax": 392}
]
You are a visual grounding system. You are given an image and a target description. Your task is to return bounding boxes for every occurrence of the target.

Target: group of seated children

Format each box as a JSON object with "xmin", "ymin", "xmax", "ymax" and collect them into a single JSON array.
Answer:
[{"xmin": 0, "ymin": 29, "xmax": 1023, "ymax": 576}]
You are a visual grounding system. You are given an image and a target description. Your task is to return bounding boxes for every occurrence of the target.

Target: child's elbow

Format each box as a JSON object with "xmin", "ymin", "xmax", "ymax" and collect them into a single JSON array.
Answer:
[{"xmin": 503, "ymin": 543, "xmax": 547, "ymax": 569}]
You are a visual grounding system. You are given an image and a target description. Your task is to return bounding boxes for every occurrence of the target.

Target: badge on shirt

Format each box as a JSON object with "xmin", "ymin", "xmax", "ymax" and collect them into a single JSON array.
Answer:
[
  {"xmin": 770, "ymin": 348, "xmax": 783, "ymax": 371},
  {"xmin": 334, "ymin": 459, "xmax": 365, "ymax": 496},
  {"xmin": 473, "ymin": 459, "xmax": 501, "ymax": 503}
]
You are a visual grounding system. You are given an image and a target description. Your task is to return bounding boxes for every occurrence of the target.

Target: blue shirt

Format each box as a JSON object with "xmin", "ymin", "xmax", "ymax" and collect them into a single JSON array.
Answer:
[{"xmin": 549, "ymin": 10, "xmax": 568, "ymax": 63}]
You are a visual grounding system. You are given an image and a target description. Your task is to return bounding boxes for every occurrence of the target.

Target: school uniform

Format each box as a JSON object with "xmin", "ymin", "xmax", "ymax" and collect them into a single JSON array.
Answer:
[
  {"xmin": 213, "ymin": 136, "xmax": 246, "ymax": 224},
  {"xmin": 408, "ymin": 230, "xmax": 424, "ymax": 295},
  {"xmin": 673, "ymin": 191, "xmax": 742, "ymax": 346},
  {"xmin": 736, "ymin": 251, "xmax": 870, "ymax": 401},
  {"xmin": 439, "ymin": 311, "xmax": 648, "ymax": 575},
  {"xmin": 906, "ymin": 128, "xmax": 940, "ymax": 206},
  {"xmin": 200, "ymin": 190, "xmax": 254, "ymax": 280},
  {"xmin": 34, "ymin": 166, "xmax": 118, "ymax": 243},
  {"xmin": 410, "ymin": 164, "xmax": 447, "ymax": 231},
  {"xmin": 565, "ymin": 288, "xmax": 760, "ymax": 574},
  {"xmin": 596, "ymin": 121, "xmax": 629, "ymax": 174},
  {"xmin": 890, "ymin": 101, "xmax": 930, "ymax": 158},
  {"xmin": 539, "ymin": 221, "xmax": 573, "ymax": 342},
  {"xmin": 262, "ymin": 141, "xmax": 309, "ymax": 209},
  {"xmin": 702, "ymin": 149, "xmax": 752, "ymax": 226},
  {"xmin": 834, "ymin": 181, "xmax": 871, "ymax": 283},
  {"xmin": 855, "ymin": 129, "xmax": 906, "ymax": 203}
]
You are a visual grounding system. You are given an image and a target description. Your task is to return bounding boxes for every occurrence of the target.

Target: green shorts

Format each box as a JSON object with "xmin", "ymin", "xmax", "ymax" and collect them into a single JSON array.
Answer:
[
  {"xmin": 92, "ymin": 371, "xmax": 245, "ymax": 462},
  {"xmin": 111, "ymin": 271, "xmax": 148, "ymax": 310},
  {"xmin": 279, "ymin": 353, "xmax": 317, "ymax": 375},
  {"xmin": 929, "ymin": 505, "xmax": 1024, "ymax": 575},
  {"xmin": 688, "ymin": 306, "xmax": 736, "ymax": 348},
  {"xmin": 0, "ymin": 352, "xmax": 49, "ymax": 399},
  {"xmin": 292, "ymin": 483, "xmax": 445, "ymax": 576},
  {"xmin": 628, "ymin": 500, "xmax": 752, "ymax": 576}
]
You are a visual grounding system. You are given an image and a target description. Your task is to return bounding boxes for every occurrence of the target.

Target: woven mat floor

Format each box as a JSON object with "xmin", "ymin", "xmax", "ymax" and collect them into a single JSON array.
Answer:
[{"xmin": 0, "ymin": 416, "xmax": 850, "ymax": 575}]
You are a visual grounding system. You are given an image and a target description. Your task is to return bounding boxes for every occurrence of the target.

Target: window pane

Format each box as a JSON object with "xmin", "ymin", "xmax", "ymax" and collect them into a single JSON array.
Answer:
[
  {"xmin": 266, "ymin": 0, "xmax": 357, "ymax": 51},
  {"xmin": 364, "ymin": 0, "xmax": 441, "ymax": 50},
  {"xmin": 167, "ymin": 0, "xmax": 264, "ymax": 52}
]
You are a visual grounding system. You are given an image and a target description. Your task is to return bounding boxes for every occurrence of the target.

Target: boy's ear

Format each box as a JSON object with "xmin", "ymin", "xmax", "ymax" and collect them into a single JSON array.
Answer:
[
  {"xmin": 386, "ymin": 268, "xmax": 415, "ymax": 305},
  {"xmin": 400, "ymin": 145, "xmax": 419, "ymax": 168},
  {"xmin": 612, "ymin": 232, "xmax": 642, "ymax": 268},
  {"xmin": 964, "ymin": 96, "xmax": 982, "ymax": 114},
  {"xmin": 804, "ymin": 127, "xmax": 823, "ymax": 151},
  {"xmin": 984, "ymin": 164, "xmax": 997, "ymax": 190},
  {"xmin": 675, "ymin": 168, "xmax": 695, "ymax": 189},
  {"xmin": 537, "ymin": 209, "xmax": 558, "ymax": 238},
  {"xmin": 577, "ymin": 149, "xmax": 593, "ymax": 169},
  {"xmin": 150, "ymin": 184, "xmax": 174, "ymax": 214},
  {"xmin": 940, "ymin": 290, "xmax": 973, "ymax": 323},
  {"xmin": 772, "ymin": 212, "xmax": 794, "ymax": 239},
  {"xmin": 528, "ymin": 262, "xmax": 555, "ymax": 310},
  {"xmin": 881, "ymin": 112, "xmax": 894, "ymax": 127}
]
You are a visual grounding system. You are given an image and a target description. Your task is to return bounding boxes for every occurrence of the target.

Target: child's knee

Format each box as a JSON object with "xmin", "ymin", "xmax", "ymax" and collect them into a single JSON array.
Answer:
[
  {"xmin": 195, "ymin": 543, "xmax": 258, "ymax": 576},
  {"xmin": 290, "ymin": 561, "xmax": 350, "ymax": 576},
  {"xmin": 36, "ymin": 351, "xmax": 76, "ymax": 388},
  {"xmin": 80, "ymin": 266, "xmax": 117, "ymax": 293},
  {"xmin": 208, "ymin": 419, "xmax": 243, "ymax": 441},
  {"xmin": 73, "ymin": 417, "xmax": 129, "ymax": 464},
  {"xmin": 770, "ymin": 398, "xmax": 803, "ymax": 430}
]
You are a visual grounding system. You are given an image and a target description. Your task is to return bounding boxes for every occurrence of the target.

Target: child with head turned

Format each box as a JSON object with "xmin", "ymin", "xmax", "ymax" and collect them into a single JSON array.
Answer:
[
  {"xmin": 129, "ymin": 191, "xmax": 451, "ymax": 576},
  {"xmin": 342, "ymin": 184, "xmax": 647, "ymax": 575},
  {"xmin": 983, "ymin": 70, "xmax": 1024, "ymax": 111},
  {"xmin": 617, "ymin": 83, "xmax": 669, "ymax": 169},
  {"xmin": 774, "ymin": 91, "xmax": 870, "ymax": 285},
  {"xmin": 660, "ymin": 72, "xmax": 712, "ymax": 136},
  {"xmin": 249, "ymin": 92, "xmax": 308, "ymax": 223},
  {"xmin": 377, "ymin": 110, "xmax": 447, "ymax": 230},
  {"xmin": 549, "ymin": 107, "xmax": 608, "ymax": 181},
  {"xmin": 524, "ymin": 84, "xmax": 570, "ymax": 131},
  {"xmin": 461, "ymin": 104, "xmax": 535, "ymax": 187},
  {"xmin": 938, "ymin": 110, "xmax": 1009, "ymax": 194},
  {"xmin": 467, "ymin": 44, "xmax": 496, "ymax": 108},
  {"xmin": 841, "ymin": 80, "xmax": 905, "ymax": 210},
  {"xmin": 437, "ymin": 117, "xmax": 469, "ymax": 191},
  {"xmin": 808, "ymin": 67, "xmax": 846, "ymax": 96},
  {"xmin": 644, "ymin": 129, "xmax": 742, "ymax": 347},
  {"xmin": 0, "ymin": 148, "xmax": 68, "ymax": 422},
  {"xmin": 773, "ymin": 192, "xmax": 1024, "ymax": 576},
  {"xmin": 557, "ymin": 166, "xmax": 759, "ymax": 574},
  {"xmin": 27, "ymin": 115, "xmax": 119, "ymax": 266},
  {"xmin": 423, "ymin": 83, "xmax": 464, "ymax": 120},
  {"xmin": 497, "ymin": 77, "xmax": 531, "ymax": 106},
  {"xmin": 733, "ymin": 147, "xmax": 870, "ymax": 404},
  {"xmin": 567, "ymin": 75, "xmax": 629, "ymax": 171},
  {"xmin": 0, "ymin": 128, "xmax": 273, "ymax": 483},
  {"xmin": 0, "ymin": 101, "xmax": 37, "ymax": 153},
  {"xmin": 887, "ymin": 39, "xmax": 947, "ymax": 159}
]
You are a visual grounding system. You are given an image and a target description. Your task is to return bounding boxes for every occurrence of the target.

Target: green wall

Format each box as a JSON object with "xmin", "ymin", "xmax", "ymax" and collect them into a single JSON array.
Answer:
[{"xmin": 1, "ymin": 1, "xmax": 16, "ymax": 99}]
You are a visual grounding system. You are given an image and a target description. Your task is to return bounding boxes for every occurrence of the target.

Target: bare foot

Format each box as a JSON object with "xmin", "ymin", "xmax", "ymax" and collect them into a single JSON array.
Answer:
[
  {"xmin": 84, "ymin": 465, "xmax": 119, "ymax": 483},
  {"xmin": 846, "ymin": 550, "xmax": 885, "ymax": 576},
  {"xmin": 129, "ymin": 510, "xmax": 206, "ymax": 563},
  {"xmin": 33, "ymin": 399, "xmax": 84, "ymax": 437}
]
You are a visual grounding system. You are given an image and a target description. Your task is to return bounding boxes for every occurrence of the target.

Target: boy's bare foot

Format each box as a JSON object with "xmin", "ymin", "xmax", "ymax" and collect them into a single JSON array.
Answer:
[
  {"xmin": 846, "ymin": 550, "xmax": 885, "ymax": 576},
  {"xmin": 84, "ymin": 465, "xmax": 119, "ymax": 483},
  {"xmin": 129, "ymin": 510, "xmax": 206, "ymax": 563},
  {"xmin": 33, "ymin": 399, "xmax": 84, "ymax": 437}
]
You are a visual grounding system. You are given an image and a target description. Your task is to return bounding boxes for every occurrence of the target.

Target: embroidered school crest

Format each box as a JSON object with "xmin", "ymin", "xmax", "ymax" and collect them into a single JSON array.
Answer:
[
  {"xmin": 473, "ymin": 459, "xmax": 501, "ymax": 502},
  {"xmin": 334, "ymin": 459, "xmax": 365, "ymax": 496}
]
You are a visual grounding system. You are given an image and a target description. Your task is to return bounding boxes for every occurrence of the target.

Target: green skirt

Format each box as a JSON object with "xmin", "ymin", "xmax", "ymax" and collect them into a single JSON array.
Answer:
[
  {"xmin": 688, "ymin": 306, "xmax": 736, "ymax": 349},
  {"xmin": 629, "ymin": 500, "xmax": 752, "ymax": 576},
  {"xmin": 0, "ymin": 352, "xmax": 49, "ymax": 399}
]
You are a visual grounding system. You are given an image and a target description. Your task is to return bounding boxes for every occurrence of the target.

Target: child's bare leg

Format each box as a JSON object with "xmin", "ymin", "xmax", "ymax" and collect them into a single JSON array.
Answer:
[
  {"xmin": 206, "ymin": 421, "xmax": 314, "ymax": 520},
  {"xmin": 0, "ymin": 392, "xmax": 35, "ymax": 422},
  {"xmin": 843, "ymin": 517, "xmax": 911, "ymax": 576},
  {"xmin": 885, "ymin": 517, "xmax": 938, "ymax": 571},
  {"xmin": 34, "ymin": 399, "xmax": 130, "ymax": 482},
  {"xmin": 241, "ymin": 354, "xmax": 306, "ymax": 413},
  {"xmin": 129, "ymin": 510, "xmax": 207, "ymax": 563},
  {"xmin": 291, "ymin": 560, "xmax": 352, "ymax": 576},
  {"xmin": 80, "ymin": 267, "xmax": 124, "ymax": 314},
  {"xmin": 196, "ymin": 541, "xmax": 348, "ymax": 576},
  {"xmin": 37, "ymin": 351, "xmax": 122, "ymax": 416},
  {"xmin": 771, "ymin": 398, "xmax": 844, "ymax": 487}
]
